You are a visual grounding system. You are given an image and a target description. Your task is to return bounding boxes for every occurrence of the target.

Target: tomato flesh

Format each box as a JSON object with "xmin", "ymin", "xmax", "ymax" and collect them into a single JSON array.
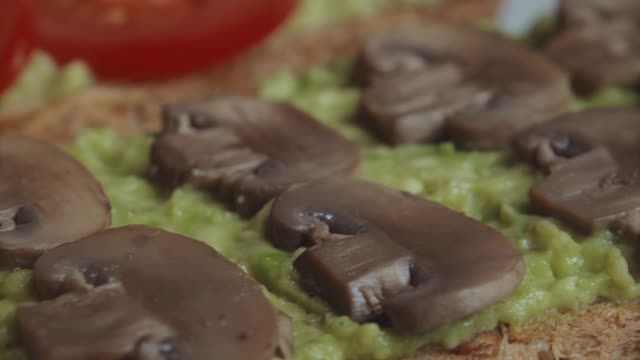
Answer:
[
  {"xmin": 0, "ymin": 0, "xmax": 34, "ymax": 93},
  {"xmin": 33, "ymin": 0, "xmax": 298, "ymax": 80}
]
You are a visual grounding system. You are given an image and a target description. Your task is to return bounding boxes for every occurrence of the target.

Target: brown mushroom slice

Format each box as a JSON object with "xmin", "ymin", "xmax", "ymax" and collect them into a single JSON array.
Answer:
[
  {"xmin": 529, "ymin": 148, "xmax": 640, "ymax": 235},
  {"xmin": 0, "ymin": 136, "xmax": 110, "ymax": 267},
  {"xmin": 267, "ymin": 177, "xmax": 524, "ymax": 334},
  {"xmin": 356, "ymin": 24, "xmax": 572, "ymax": 149},
  {"xmin": 517, "ymin": 108, "xmax": 640, "ymax": 235},
  {"xmin": 16, "ymin": 225, "xmax": 292, "ymax": 360},
  {"xmin": 151, "ymin": 97, "xmax": 360, "ymax": 217},
  {"xmin": 18, "ymin": 285, "xmax": 176, "ymax": 359},
  {"xmin": 544, "ymin": 21, "xmax": 640, "ymax": 94},
  {"xmin": 515, "ymin": 108, "xmax": 640, "ymax": 172},
  {"xmin": 557, "ymin": 0, "xmax": 640, "ymax": 30}
]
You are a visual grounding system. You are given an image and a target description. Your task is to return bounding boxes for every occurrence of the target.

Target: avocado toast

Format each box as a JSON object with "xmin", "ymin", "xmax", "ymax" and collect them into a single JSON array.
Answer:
[{"xmin": 2, "ymin": 1, "xmax": 640, "ymax": 359}]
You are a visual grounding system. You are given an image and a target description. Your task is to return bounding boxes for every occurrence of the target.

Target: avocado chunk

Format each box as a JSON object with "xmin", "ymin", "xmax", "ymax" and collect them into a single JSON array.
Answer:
[
  {"xmin": 151, "ymin": 97, "xmax": 360, "ymax": 217},
  {"xmin": 267, "ymin": 177, "xmax": 524, "ymax": 334},
  {"xmin": 355, "ymin": 23, "xmax": 572, "ymax": 149},
  {"xmin": 17, "ymin": 225, "xmax": 292, "ymax": 360},
  {"xmin": 0, "ymin": 136, "xmax": 110, "ymax": 267}
]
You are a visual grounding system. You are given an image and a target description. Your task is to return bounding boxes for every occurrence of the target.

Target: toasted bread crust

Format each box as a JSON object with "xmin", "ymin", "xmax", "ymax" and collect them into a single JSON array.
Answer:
[
  {"xmin": 1, "ymin": 1, "xmax": 640, "ymax": 359},
  {"xmin": 415, "ymin": 302, "xmax": 640, "ymax": 359}
]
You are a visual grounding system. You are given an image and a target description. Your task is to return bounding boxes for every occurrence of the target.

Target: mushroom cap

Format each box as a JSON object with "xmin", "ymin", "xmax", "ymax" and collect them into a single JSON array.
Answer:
[
  {"xmin": 267, "ymin": 177, "xmax": 524, "ymax": 334},
  {"xmin": 356, "ymin": 23, "xmax": 572, "ymax": 149},
  {"xmin": 0, "ymin": 136, "xmax": 110, "ymax": 267},
  {"xmin": 17, "ymin": 225, "xmax": 291, "ymax": 360},
  {"xmin": 545, "ymin": 21, "xmax": 640, "ymax": 94},
  {"xmin": 515, "ymin": 107, "xmax": 640, "ymax": 172},
  {"xmin": 151, "ymin": 96, "xmax": 360, "ymax": 217}
]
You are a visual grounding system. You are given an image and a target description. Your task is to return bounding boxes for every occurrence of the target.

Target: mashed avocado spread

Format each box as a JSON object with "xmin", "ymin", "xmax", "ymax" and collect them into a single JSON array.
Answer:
[{"xmin": 0, "ymin": 62, "xmax": 636, "ymax": 360}]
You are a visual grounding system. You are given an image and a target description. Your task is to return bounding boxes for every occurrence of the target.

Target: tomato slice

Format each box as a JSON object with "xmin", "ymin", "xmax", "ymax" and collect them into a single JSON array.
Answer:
[
  {"xmin": 32, "ymin": 0, "xmax": 298, "ymax": 81},
  {"xmin": 0, "ymin": 0, "xmax": 34, "ymax": 93}
]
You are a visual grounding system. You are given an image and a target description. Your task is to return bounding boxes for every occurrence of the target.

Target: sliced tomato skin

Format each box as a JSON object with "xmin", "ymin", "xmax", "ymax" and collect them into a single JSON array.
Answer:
[
  {"xmin": 33, "ymin": 0, "xmax": 298, "ymax": 81},
  {"xmin": 0, "ymin": 0, "xmax": 34, "ymax": 93}
]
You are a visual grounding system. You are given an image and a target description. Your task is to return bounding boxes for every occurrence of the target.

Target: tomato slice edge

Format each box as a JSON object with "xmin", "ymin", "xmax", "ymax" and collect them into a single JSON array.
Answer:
[
  {"xmin": 0, "ymin": 0, "xmax": 35, "ymax": 93},
  {"xmin": 34, "ymin": 0, "xmax": 298, "ymax": 80}
]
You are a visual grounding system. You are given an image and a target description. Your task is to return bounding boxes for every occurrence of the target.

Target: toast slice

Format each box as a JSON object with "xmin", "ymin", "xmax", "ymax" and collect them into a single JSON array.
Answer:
[{"xmin": 1, "ymin": 1, "xmax": 639, "ymax": 359}]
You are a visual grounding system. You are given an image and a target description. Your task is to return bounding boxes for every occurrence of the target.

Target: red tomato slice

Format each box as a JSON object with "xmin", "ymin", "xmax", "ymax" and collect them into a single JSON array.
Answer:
[
  {"xmin": 0, "ymin": 0, "xmax": 34, "ymax": 93},
  {"xmin": 33, "ymin": 0, "xmax": 298, "ymax": 80}
]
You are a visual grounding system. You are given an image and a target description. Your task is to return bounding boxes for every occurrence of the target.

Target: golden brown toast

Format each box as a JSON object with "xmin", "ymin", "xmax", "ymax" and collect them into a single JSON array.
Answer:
[{"xmin": 1, "ymin": 1, "xmax": 639, "ymax": 359}]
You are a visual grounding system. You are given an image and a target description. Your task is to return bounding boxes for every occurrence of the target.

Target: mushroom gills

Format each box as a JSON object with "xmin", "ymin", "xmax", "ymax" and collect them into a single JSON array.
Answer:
[
  {"xmin": 355, "ymin": 24, "xmax": 572, "ymax": 149},
  {"xmin": 267, "ymin": 177, "xmax": 524, "ymax": 334},
  {"xmin": 151, "ymin": 97, "xmax": 360, "ymax": 217},
  {"xmin": 0, "ymin": 136, "xmax": 111, "ymax": 267},
  {"xmin": 17, "ymin": 225, "xmax": 292, "ymax": 360}
]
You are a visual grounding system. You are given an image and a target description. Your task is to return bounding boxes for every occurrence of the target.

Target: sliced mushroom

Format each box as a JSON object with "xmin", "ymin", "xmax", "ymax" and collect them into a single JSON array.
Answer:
[
  {"xmin": 557, "ymin": 0, "xmax": 640, "ymax": 30},
  {"xmin": 16, "ymin": 225, "xmax": 292, "ymax": 360},
  {"xmin": 545, "ymin": 21, "xmax": 640, "ymax": 94},
  {"xmin": 529, "ymin": 149, "xmax": 640, "ymax": 235},
  {"xmin": 356, "ymin": 23, "xmax": 572, "ymax": 149},
  {"xmin": 267, "ymin": 177, "xmax": 523, "ymax": 334},
  {"xmin": 0, "ymin": 136, "xmax": 110, "ymax": 267},
  {"xmin": 151, "ymin": 97, "xmax": 360, "ymax": 217},
  {"xmin": 515, "ymin": 108, "xmax": 640, "ymax": 172},
  {"xmin": 516, "ymin": 108, "xmax": 640, "ymax": 235}
]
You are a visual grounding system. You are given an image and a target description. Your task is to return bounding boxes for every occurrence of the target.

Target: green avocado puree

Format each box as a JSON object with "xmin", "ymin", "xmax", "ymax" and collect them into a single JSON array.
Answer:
[{"xmin": 0, "ymin": 62, "xmax": 634, "ymax": 360}]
